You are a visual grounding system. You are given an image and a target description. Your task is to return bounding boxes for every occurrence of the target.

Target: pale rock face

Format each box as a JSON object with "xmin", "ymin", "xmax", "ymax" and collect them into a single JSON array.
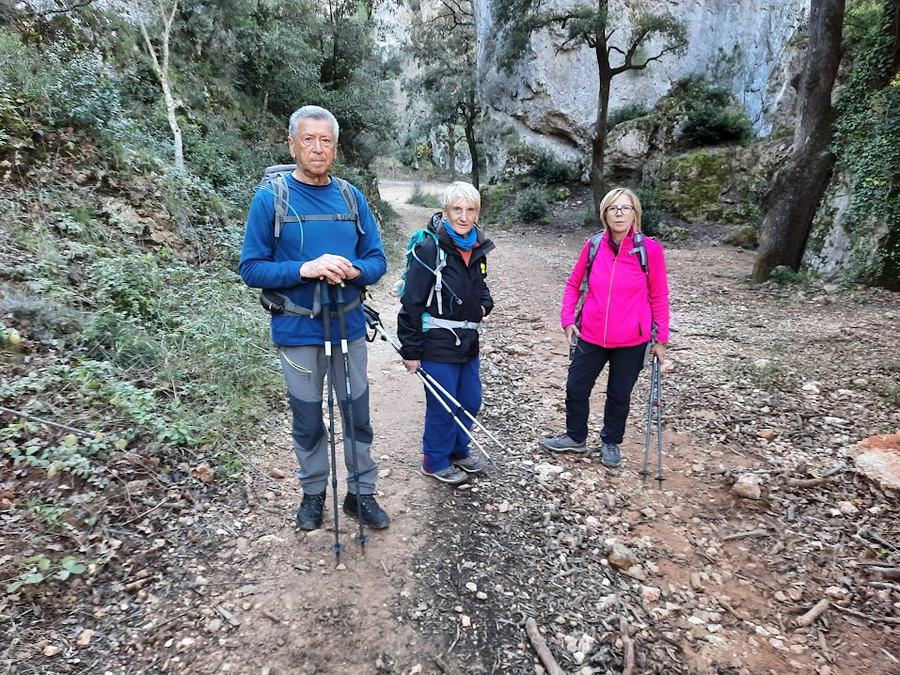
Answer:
[
  {"xmin": 474, "ymin": 0, "xmax": 808, "ymax": 158},
  {"xmin": 605, "ymin": 121, "xmax": 653, "ymax": 173},
  {"xmin": 804, "ymin": 172, "xmax": 891, "ymax": 282}
]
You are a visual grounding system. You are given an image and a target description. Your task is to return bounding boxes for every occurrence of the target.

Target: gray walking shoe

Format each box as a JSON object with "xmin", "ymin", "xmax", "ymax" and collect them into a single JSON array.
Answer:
[
  {"xmin": 540, "ymin": 433, "xmax": 587, "ymax": 453},
  {"xmin": 453, "ymin": 453, "xmax": 487, "ymax": 474},
  {"xmin": 601, "ymin": 442, "xmax": 622, "ymax": 467},
  {"xmin": 421, "ymin": 464, "xmax": 469, "ymax": 485}
]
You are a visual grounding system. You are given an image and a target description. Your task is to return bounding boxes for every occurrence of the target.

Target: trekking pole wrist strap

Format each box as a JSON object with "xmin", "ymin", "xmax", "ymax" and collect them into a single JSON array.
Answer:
[{"xmin": 260, "ymin": 288, "xmax": 362, "ymax": 318}]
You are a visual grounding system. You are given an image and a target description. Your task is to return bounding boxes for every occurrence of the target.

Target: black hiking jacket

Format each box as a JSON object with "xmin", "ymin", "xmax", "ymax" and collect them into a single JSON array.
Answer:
[{"xmin": 398, "ymin": 213, "xmax": 495, "ymax": 363}]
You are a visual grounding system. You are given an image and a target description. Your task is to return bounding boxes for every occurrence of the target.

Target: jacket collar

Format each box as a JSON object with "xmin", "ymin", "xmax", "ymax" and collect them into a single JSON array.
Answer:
[
  {"xmin": 604, "ymin": 227, "xmax": 636, "ymax": 254},
  {"xmin": 429, "ymin": 212, "xmax": 493, "ymax": 255}
]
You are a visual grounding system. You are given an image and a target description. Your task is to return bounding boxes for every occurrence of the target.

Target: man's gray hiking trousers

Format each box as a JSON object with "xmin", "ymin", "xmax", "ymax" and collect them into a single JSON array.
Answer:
[{"xmin": 277, "ymin": 338, "xmax": 378, "ymax": 496}]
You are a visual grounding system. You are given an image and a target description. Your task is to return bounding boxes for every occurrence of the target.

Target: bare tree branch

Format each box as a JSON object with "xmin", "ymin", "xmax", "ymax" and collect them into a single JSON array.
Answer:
[
  {"xmin": 29, "ymin": 0, "xmax": 96, "ymax": 17},
  {"xmin": 611, "ymin": 41, "xmax": 682, "ymax": 76}
]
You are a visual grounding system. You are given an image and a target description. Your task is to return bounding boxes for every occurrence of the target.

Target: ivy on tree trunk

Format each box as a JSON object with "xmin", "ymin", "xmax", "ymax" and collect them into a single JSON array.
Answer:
[{"xmin": 752, "ymin": 0, "xmax": 846, "ymax": 282}]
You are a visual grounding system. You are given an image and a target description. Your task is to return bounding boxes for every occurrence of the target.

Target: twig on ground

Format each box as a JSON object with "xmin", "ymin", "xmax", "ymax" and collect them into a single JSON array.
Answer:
[
  {"xmin": 433, "ymin": 654, "xmax": 451, "ymax": 673},
  {"xmin": 117, "ymin": 497, "xmax": 169, "ymax": 527},
  {"xmin": 796, "ymin": 598, "xmax": 830, "ymax": 627},
  {"xmin": 722, "ymin": 528, "xmax": 770, "ymax": 542},
  {"xmin": 156, "ymin": 606, "xmax": 196, "ymax": 629},
  {"xmin": 831, "ymin": 604, "xmax": 900, "ymax": 625},
  {"xmin": 525, "ymin": 617, "xmax": 564, "ymax": 675},
  {"xmin": 620, "ymin": 616, "xmax": 636, "ymax": 675},
  {"xmin": 447, "ymin": 623, "xmax": 461, "ymax": 654},
  {"xmin": 0, "ymin": 405, "xmax": 95, "ymax": 437},
  {"xmin": 868, "ymin": 581, "xmax": 900, "ymax": 593},
  {"xmin": 867, "ymin": 565, "xmax": 900, "ymax": 580}
]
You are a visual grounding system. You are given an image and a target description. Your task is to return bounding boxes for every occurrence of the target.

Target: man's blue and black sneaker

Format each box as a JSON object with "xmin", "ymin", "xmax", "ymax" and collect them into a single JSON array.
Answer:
[{"xmin": 296, "ymin": 491, "xmax": 326, "ymax": 531}]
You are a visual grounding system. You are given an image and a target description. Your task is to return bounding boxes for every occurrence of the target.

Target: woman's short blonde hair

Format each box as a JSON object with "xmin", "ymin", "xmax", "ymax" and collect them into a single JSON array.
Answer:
[
  {"xmin": 598, "ymin": 187, "xmax": 642, "ymax": 233},
  {"xmin": 442, "ymin": 181, "xmax": 481, "ymax": 210}
]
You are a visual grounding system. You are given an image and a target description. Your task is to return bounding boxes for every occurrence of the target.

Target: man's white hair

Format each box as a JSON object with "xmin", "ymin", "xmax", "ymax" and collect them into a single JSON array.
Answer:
[
  {"xmin": 288, "ymin": 105, "xmax": 340, "ymax": 140},
  {"xmin": 442, "ymin": 181, "xmax": 481, "ymax": 210}
]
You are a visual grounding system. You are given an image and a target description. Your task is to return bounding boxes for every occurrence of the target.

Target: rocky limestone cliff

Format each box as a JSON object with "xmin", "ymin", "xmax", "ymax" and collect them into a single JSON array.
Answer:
[{"xmin": 475, "ymin": 0, "xmax": 807, "ymax": 162}]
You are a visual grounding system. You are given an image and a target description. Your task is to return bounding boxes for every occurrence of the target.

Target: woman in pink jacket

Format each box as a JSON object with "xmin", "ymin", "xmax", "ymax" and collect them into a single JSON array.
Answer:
[{"xmin": 540, "ymin": 187, "xmax": 670, "ymax": 467}]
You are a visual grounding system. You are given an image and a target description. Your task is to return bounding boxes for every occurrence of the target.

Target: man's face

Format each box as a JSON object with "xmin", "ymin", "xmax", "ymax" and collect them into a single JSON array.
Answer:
[{"xmin": 288, "ymin": 118, "xmax": 338, "ymax": 183}]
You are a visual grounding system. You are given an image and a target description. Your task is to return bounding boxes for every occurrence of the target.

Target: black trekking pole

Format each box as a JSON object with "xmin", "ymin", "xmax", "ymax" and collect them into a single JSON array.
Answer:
[
  {"xmin": 362, "ymin": 304, "xmax": 498, "ymax": 458},
  {"xmin": 321, "ymin": 290, "xmax": 344, "ymax": 561},
  {"xmin": 333, "ymin": 284, "xmax": 368, "ymax": 548}
]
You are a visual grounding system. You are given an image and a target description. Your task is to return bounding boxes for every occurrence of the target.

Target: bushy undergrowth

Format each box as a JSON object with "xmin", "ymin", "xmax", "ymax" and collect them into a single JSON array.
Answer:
[
  {"xmin": 406, "ymin": 183, "xmax": 442, "ymax": 209},
  {"xmin": 514, "ymin": 187, "xmax": 551, "ymax": 222},
  {"xmin": 676, "ymin": 78, "xmax": 752, "ymax": 147}
]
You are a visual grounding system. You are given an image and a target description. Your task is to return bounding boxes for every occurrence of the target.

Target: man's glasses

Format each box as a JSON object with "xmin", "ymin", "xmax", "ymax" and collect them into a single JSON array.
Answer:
[{"xmin": 606, "ymin": 205, "xmax": 634, "ymax": 215}]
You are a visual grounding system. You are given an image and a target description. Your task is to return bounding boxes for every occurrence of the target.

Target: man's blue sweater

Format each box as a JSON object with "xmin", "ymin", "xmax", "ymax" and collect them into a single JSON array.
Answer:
[{"xmin": 239, "ymin": 173, "xmax": 387, "ymax": 346}]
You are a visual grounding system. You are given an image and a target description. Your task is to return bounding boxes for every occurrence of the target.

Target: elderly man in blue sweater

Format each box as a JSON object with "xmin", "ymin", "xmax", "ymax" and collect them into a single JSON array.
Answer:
[{"xmin": 239, "ymin": 105, "xmax": 389, "ymax": 531}]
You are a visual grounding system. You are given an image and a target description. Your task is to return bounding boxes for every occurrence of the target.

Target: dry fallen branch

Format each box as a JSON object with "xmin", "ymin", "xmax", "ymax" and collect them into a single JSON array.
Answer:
[
  {"xmin": 722, "ymin": 528, "xmax": 770, "ymax": 542},
  {"xmin": 525, "ymin": 618, "xmax": 564, "ymax": 675},
  {"xmin": 786, "ymin": 476, "xmax": 832, "ymax": 487},
  {"xmin": 868, "ymin": 565, "xmax": 900, "ymax": 580},
  {"xmin": 0, "ymin": 405, "xmax": 95, "ymax": 437},
  {"xmin": 796, "ymin": 599, "xmax": 830, "ymax": 627},
  {"xmin": 620, "ymin": 616, "xmax": 636, "ymax": 675},
  {"xmin": 831, "ymin": 604, "xmax": 900, "ymax": 625}
]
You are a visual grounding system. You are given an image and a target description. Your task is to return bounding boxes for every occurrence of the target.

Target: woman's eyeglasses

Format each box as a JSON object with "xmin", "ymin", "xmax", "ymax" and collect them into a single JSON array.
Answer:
[{"xmin": 606, "ymin": 205, "xmax": 634, "ymax": 215}]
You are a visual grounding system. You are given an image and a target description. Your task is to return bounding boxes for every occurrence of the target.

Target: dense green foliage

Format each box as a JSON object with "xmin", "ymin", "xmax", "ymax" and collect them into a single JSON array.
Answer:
[
  {"xmin": 514, "ymin": 187, "xmax": 551, "ymax": 222},
  {"xmin": 0, "ymin": 0, "xmax": 396, "ymax": 537},
  {"xmin": 830, "ymin": 0, "xmax": 900, "ymax": 287},
  {"xmin": 403, "ymin": 0, "xmax": 481, "ymax": 184},
  {"xmin": 678, "ymin": 79, "xmax": 752, "ymax": 147}
]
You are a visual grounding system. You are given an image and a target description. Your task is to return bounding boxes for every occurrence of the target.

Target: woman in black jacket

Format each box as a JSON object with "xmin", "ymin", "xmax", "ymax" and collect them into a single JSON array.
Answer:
[{"xmin": 398, "ymin": 182, "xmax": 495, "ymax": 485}]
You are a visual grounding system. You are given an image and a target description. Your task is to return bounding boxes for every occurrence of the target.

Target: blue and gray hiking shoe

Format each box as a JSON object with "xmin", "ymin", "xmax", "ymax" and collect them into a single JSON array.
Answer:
[
  {"xmin": 453, "ymin": 453, "xmax": 487, "ymax": 474},
  {"xmin": 540, "ymin": 433, "xmax": 587, "ymax": 453},
  {"xmin": 421, "ymin": 464, "xmax": 469, "ymax": 485},
  {"xmin": 601, "ymin": 442, "xmax": 622, "ymax": 467}
]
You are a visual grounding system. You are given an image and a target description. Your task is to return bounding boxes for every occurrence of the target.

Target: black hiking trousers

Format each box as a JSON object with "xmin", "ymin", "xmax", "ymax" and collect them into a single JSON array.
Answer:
[{"xmin": 565, "ymin": 339, "xmax": 647, "ymax": 445}]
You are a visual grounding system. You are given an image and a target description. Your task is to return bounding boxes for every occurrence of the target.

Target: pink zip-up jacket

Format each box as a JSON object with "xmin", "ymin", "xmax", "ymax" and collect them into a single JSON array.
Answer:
[{"xmin": 561, "ymin": 230, "xmax": 670, "ymax": 348}]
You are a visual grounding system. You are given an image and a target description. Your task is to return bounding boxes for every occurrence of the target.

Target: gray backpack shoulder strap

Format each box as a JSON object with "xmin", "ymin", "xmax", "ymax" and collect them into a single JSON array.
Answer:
[
  {"xmin": 580, "ymin": 231, "xmax": 604, "ymax": 293},
  {"xmin": 271, "ymin": 172, "xmax": 290, "ymax": 241},
  {"xmin": 333, "ymin": 177, "xmax": 365, "ymax": 236}
]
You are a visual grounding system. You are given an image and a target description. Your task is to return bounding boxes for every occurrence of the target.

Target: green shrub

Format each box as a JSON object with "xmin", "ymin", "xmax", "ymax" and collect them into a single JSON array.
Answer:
[
  {"xmin": 682, "ymin": 104, "xmax": 752, "ymax": 147},
  {"xmin": 667, "ymin": 77, "xmax": 752, "ymax": 147},
  {"xmin": 769, "ymin": 265, "xmax": 818, "ymax": 284},
  {"xmin": 609, "ymin": 103, "xmax": 649, "ymax": 129},
  {"xmin": 724, "ymin": 224, "xmax": 758, "ymax": 249},
  {"xmin": 530, "ymin": 151, "xmax": 574, "ymax": 184},
  {"xmin": 406, "ymin": 183, "xmax": 442, "ymax": 209},
  {"xmin": 636, "ymin": 186, "xmax": 664, "ymax": 234},
  {"xmin": 515, "ymin": 187, "xmax": 549, "ymax": 222}
]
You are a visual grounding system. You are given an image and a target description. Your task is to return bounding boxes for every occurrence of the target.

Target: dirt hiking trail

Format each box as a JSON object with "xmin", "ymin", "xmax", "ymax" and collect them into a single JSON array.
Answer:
[{"xmin": 153, "ymin": 179, "xmax": 897, "ymax": 674}]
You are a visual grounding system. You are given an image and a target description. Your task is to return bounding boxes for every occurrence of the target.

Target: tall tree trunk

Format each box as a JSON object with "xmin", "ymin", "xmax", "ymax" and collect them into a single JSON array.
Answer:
[
  {"xmin": 752, "ymin": 0, "xmax": 846, "ymax": 282},
  {"xmin": 591, "ymin": 45, "xmax": 612, "ymax": 223},
  {"xmin": 464, "ymin": 94, "xmax": 479, "ymax": 189},
  {"xmin": 446, "ymin": 122, "xmax": 457, "ymax": 181},
  {"xmin": 139, "ymin": 1, "xmax": 184, "ymax": 174},
  {"xmin": 160, "ymin": 76, "xmax": 184, "ymax": 173}
]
